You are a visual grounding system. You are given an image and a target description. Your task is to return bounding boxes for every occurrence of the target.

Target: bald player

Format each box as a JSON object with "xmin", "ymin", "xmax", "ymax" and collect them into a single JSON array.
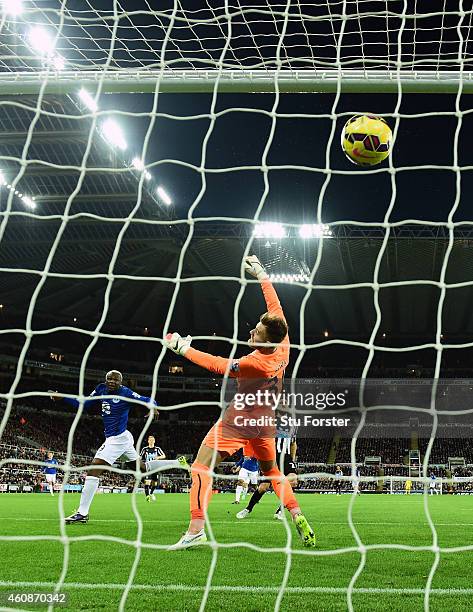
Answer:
[
  {"xmin": 164, "ymin": 255, "xmax": 315, "ymax": 550},
  {"xmin": 51, "ymin": 370, "xmax": 157, "ymax": 523}
]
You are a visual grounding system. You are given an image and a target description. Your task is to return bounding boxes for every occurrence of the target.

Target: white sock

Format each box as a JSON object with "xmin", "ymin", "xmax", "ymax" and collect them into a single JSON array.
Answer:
[
  {"xmin": 241, "ymin": 487, "xmax": 248, "ymax": 500},
  {"xmin": 78, "ymin": 476, "xmax": 99, "ymax": 516},
  {"xmin": 235, "ymin": 485, "xmax": 243, "ymax": 502},
  {"xmin": 146, "ymin": 459, "xmax": 184, "ymax": 473},
  {"xmin": 49, "ymin": 484, "xmax": 54, "ymax": 495}
]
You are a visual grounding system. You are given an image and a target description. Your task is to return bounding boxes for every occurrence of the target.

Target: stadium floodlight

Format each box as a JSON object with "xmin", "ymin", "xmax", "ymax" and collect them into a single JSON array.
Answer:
[
  {"xmin": 78, "ymin": 88, "xmax": 98, "ymax": 112},
  {"xmin": 132, "ymin": 157, "xmax": 144, "ymax": 171},
  {"xmin": 27, "ymin": 26, "xmax": 56, "ymax": 56},
  {"xmin": 2, "ymin": 0, "xmax": 23, "ymax": 16},
  {"xmin": 22, "ymin": 196, "xmax": 36, "ymax": 209},
  {"xmin": 253, "ymin": 222, "xmax": 287, "ymax": 239},
  {"xmin": 102, "ymin": 118, "xmax": 127, "ymax": 150},
  {"xmin": 51, "ymin": 54, "xmax": 65, "ymax": 71},
  {"xmin": 131, "ymin": 157, "xmax": 151, "ymax": 180},
  {"xmin": 156, "ymin": 186, "xmax": 172, "ymax": 206},
  {"xmin": 299, "ymin": 224, "xmax": 332, "ymax": 239}
]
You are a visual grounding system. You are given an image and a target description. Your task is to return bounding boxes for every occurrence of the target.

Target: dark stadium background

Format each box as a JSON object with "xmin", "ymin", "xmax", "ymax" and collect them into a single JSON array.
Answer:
[{"xmin": 1, "ymin": 0, "xmax": 473, "ymax": 464}]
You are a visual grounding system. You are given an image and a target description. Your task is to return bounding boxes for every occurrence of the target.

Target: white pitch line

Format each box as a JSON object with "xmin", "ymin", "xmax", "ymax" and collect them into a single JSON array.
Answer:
[
  {"xmin": 0, "ymin": 581, "xmax": 471, "ymax": 596},
  {"xmin": 1, "ymin": 517, "xmax": 472, "ymax": 527}
]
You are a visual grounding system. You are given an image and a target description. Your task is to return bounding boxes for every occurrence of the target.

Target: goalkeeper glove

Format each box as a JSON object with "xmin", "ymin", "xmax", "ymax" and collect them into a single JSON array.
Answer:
[
  {"xmin": 244, "ymin": 255, "xmax": 269, "ymax": 281},
  {"xmin": 164, "ymin": 332, "xmax": 192, "ymax": 356}
]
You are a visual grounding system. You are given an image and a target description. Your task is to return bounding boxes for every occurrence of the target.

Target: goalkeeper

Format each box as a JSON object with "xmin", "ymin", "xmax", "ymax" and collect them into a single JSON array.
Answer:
[{"xmin": 165, "ymin": 255, "xmax": 315, "ymax": 550}]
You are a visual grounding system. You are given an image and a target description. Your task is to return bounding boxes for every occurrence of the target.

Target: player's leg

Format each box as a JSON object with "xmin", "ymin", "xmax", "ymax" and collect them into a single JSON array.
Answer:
[
  {"xmin": 274, "ymin": 471, "xmax": 297, "ymax": 520},
  {"xmin": 274, "ymin": 457, "xmax": 298, "ymax": 519},
  {"xmin": 67, "ymin": 432, "xmax": 138, "ymax": 523},
  {"xmin": 46, "ymin": 475, "xmax": 55, "ymax": 496},
  {"xmin": 150, "ymin": 479, "xmax": 158, "ymax": 501},
  {"xmin": 144, "ymin": 478, "xmax": 151, "ymax": 501},
  {"xmin": 237, "ymin": 481, "xmax": 270, "ymax": 518},
  {"xmin": 255, "ymin": 440, "xmax": 315, "ymax": 547},
  {"xmin": 234, "ymin": 473, "xmax": 247, "ymax": 504},
  {"xmin": 145, "ymin": 457, "xmax": 190, "ymax": 473},
  {"xmin": 168, "ymin": 443, "xmax": 223, "ymax": 549},
  {"xmin": 169, "ymin": 424, "xmax": 243, "ymax": 549},
  {"xmin": 244, "ymin": 470, "xmax": 257, "ymax": 501},
  {"xmin": 66, "ymin": 458, "xmax": 110, "ymax": 523}
]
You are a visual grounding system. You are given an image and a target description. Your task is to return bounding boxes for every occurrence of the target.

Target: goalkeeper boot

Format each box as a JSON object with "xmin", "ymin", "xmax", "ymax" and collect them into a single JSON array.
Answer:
[
  {"xmin": 294, "ymin": 514, "xmax": 316, "ymax": 548},
  {"xmin": 274, "ymin": 511, "xmax": 284, "ymax": 521},
  {"xmin": 168, "ymin": 529, "xmax": 207, "ymax": 551},
  {"xmin": 177, "ymin": 456, "xmax": 190, "ymax": 472},
  {"xmin": 65, "ymin": 511, "xmax": 88, "ymax": 524},
  {"xmin": 236, "ymin": 508, "xmax": 250, "ymax": 519}
]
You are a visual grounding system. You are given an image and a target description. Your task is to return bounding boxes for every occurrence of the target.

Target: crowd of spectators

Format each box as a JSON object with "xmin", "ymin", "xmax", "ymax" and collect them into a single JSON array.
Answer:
[{"xmin": 336, "ymin": 437, "xmax": 411, "ymax": 464}]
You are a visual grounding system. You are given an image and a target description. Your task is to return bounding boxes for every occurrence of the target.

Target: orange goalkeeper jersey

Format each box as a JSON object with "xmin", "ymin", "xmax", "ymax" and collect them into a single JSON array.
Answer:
[{"xmin": 185, "ymin": 279, "xmax": 289, "ymax": 386}]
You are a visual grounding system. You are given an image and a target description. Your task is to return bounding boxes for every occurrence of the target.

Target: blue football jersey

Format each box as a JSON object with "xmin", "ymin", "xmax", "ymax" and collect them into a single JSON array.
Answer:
[
  {"xmin": 241, "ymin": 457, "xmax": 258, "ymax": 472},
  {"xmin": 235, "ymin": 456, "xmax": 258, "ymax": 472},
  {"xmin": 64, "ymin": 384, "xmax": 157, "ymax": 438},
  {"xmin": 43, "ymin": 458, "xmax": 58, "ymax": 474}
]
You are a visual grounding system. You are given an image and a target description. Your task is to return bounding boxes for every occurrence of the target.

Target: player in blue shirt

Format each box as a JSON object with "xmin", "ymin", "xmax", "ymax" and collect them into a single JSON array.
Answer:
[
  {"xmin": 43, "ymin": 451, "xmax": 59, "ymax": 496},
  {"xmin": 231, "ymin": 453, "xmax": 259, "ymax": 504},
  {"xmin": 429, "ymin": 473, "xmax": 439, "ymax": 495},
  {"xmin": 51, "ymin": 369, "xmax": 157, "ymax": 523}
]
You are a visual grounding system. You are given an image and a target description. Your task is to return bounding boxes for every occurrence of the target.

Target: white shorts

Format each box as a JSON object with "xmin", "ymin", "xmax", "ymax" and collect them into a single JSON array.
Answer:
[
  {"xmin": 353, "ymin": 479, "xmax": 359, "ymax": 488},
  {"xmin": 45, "ymin": 474, "xmax": 56, "ymax": 484},
  {"xmin": 239, "ymin": 467, "xmax": 258, "ymax": 485},
  {"xmin": 95, "ymin": 430, "xmax": 139, "ymax": 465},
  {"xmin": 430, "ymin": 483, "xmax": 436, "ymax": 489}
]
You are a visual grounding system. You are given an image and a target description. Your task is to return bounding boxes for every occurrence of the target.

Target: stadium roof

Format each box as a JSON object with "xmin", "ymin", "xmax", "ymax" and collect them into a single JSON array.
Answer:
[{"xmin": 2, "ymin": 0, "xmax": 473, "ymax": 356}]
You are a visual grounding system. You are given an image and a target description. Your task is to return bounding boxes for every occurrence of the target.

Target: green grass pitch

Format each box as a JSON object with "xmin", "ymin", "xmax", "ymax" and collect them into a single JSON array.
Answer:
[{"xmin": 1, "ymin": 493, "xmax": 472, "ymax": 611}]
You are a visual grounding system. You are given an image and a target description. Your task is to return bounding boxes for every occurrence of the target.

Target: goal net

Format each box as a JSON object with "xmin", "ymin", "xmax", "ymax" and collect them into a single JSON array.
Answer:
[{"xmin": 1, "ymin": 1, "xmax": 473, "ymax": 611}]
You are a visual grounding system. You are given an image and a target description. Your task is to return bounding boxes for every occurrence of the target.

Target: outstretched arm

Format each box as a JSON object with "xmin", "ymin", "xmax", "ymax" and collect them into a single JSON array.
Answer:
[
  {"xmin": 185, "ymin": 346, "xmax": 237, "ymax": 376},
  {"xmin": 164, "ymin": 333, "xmax": 259, "ymax": 376},
  {"xmin": 50, "ymin": 388, "xmax": 99, "ymax": 411},
  {"xmin": 245, "ymin": 255, "xmax": 285, "ymax": 321},
  {"xmin": 122, "ymin": 387, "xmax": 158, "ymax": 407}
]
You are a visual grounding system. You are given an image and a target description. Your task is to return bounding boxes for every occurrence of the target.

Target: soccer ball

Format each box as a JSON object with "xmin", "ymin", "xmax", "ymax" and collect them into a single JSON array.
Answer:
[{"xmin": 341, "ymin": 114, "xmax": 392, "ymax": 166}]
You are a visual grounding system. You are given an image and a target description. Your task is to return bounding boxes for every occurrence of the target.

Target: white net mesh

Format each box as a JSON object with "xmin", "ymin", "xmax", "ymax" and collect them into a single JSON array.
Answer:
[{"xmin": 1, "ymin": 1, "xmax": 473, "ymax": 611}]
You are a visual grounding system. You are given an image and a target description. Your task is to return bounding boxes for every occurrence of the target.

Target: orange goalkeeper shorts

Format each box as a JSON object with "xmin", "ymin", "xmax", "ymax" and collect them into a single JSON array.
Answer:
[{"xmin": 203, "ymin": 421, "xmax": 276, "ymax": 462}]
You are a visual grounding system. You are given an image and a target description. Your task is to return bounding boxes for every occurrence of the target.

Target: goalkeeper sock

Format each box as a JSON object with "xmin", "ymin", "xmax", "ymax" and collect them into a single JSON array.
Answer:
[
  {"xmin": 262, "ymin": 467, "xmax": 299, "ymax": 512},
  {"xmin": 78, "ymin": 476, "xmax": 99, "ymax": 516},
  {"xmin": 247, "ymin": 488, "xmax": 265, "ymax": 512},
  {"xmin": 190, "ymin": 462, "xmax": 213, "ymax": 520},
  {"xmin": 144, "ymin": 484, "xmax": 150, "ymax": 497},
  {"xmin": 235, "ymin": 485, "xmax": 243, "ymax": 502}
]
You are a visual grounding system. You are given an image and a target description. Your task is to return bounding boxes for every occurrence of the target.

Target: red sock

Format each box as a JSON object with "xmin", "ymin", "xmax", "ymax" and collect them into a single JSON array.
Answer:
[
  {"xmin": 190, "ymin": 462, "xmax": 213, "ymax": 520},
  {"xmin": 263, "ymin": 466, "xmax": 299, "ymax": 511}
]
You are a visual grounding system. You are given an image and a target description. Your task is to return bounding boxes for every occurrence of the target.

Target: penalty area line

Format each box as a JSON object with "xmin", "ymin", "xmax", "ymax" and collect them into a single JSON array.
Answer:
[
  {"xmin": 1, "ymin": 517, "xmax": 472, "ymax": 527},
  {"xmin": 0, "ymin": 581, "xmax": 472, "ymax": 596}
]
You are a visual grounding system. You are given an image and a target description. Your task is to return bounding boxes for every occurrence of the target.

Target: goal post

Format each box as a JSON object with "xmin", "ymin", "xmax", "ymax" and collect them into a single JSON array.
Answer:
[
  {"xmin": 1, "ymin": 69, "xmax": 473, "ymax": 95},
  {"xmin": 2, "ymin": 1, "xmax": 473, "ymax": 611}
]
